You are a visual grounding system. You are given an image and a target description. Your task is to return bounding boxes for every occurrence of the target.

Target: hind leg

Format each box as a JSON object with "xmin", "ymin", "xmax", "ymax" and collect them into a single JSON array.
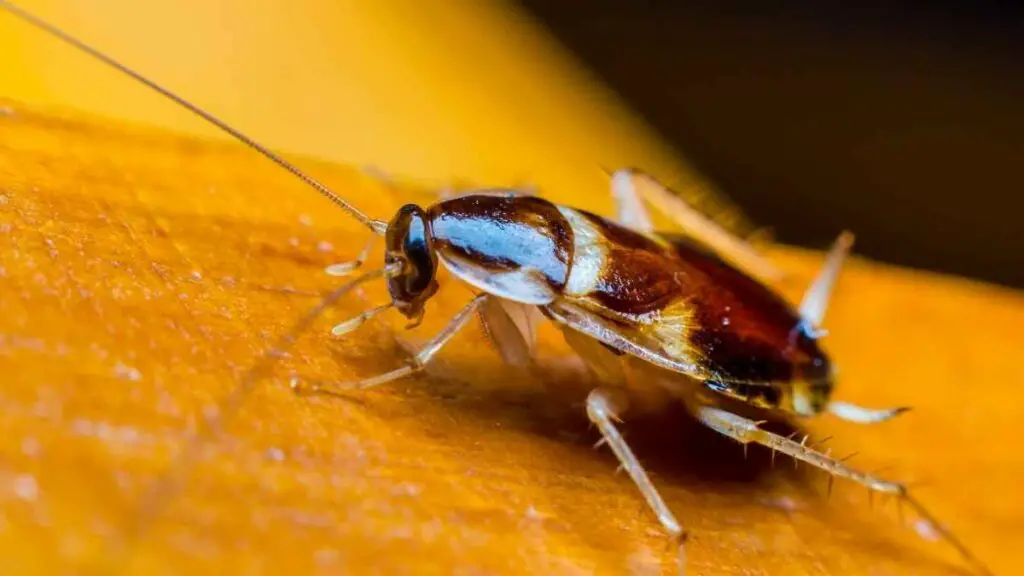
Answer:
[
  {"xmin": 692, "ymin": 404, "xmax": 990, "ymax": 575},
  {"xmin": 609, "ymin": 168, "xmax": 783, "ymax": 281}
]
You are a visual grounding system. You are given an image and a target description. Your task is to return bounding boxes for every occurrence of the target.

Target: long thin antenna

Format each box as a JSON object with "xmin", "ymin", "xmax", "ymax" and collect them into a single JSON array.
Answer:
[{"xmin": 1, "ymin": 0, "xmax": 387, "ymax": 235}]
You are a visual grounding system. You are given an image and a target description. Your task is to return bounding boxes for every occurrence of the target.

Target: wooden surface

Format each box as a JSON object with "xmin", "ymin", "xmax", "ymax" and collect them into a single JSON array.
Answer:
[{"xmin": 1, "ymin": 101, "xmax": 1023, "ymax": 576}]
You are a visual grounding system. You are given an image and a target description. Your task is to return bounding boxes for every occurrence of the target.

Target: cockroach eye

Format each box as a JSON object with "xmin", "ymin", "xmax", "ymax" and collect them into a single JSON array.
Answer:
[{"xmin": 384, "ymin": 204, "xmax": 439, "ymax": 319}]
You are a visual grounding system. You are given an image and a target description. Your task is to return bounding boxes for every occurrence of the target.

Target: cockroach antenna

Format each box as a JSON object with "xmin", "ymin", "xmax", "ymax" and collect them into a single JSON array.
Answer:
[{"xmin": 0, "ymin": 0, "xmax": 387, "ymax": 236}]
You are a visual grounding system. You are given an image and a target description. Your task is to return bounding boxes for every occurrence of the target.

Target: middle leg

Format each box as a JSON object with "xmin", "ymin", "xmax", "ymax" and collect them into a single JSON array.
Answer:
[{"xmin": 586, "ymin": 387, "xmax": 684, "ymax": 539}]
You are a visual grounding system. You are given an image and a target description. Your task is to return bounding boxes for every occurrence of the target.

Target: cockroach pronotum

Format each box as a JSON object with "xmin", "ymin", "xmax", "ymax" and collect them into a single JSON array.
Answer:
[{"xmin": 1, "ymin": 2, "xmax": 991, "ymax": 574}]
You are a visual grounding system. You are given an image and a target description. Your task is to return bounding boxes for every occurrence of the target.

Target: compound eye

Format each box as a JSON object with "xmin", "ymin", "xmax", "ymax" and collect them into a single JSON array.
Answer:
[
  {"xmin": 384, "ymin": 205, "xmax": 438, "ymax": 318},
  {"xmin": 402, "ymin": 219, "xmax": 434, "ymax": 291}
]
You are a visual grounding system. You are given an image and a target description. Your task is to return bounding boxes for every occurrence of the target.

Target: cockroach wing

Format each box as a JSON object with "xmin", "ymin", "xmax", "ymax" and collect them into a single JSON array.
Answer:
[
  {"xmin": 546, "ymin": 223, "xmax": 829, "ymax": 394},
  {"xmin": 543, "ymin": 301, "xmax": 709, "ymax": 380}
]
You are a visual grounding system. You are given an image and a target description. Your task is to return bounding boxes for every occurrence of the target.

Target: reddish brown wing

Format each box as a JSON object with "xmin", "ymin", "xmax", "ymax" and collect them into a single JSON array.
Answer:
[
  {"xmin": 661, "ymin": 233, "xmax": 830, "ymax": 384},
  {"xmin": 553, "ymin": 210, "xmax": 830, "ymax": 394}
]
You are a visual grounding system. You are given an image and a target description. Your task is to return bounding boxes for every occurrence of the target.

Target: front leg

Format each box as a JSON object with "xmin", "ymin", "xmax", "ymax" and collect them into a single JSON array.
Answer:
[{"xmin": 292, "ymin": 294, "xmax": 488, "ymax": 395}]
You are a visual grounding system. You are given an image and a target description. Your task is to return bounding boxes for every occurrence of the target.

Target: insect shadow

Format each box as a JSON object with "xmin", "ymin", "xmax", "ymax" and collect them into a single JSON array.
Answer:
[
  {"xmin": 317, "ymin": 321, "xmax": 778, "ymax": 480},
  {"xmin": 312, "ymin": 336, "xmax": 952, "ymax": 573}
]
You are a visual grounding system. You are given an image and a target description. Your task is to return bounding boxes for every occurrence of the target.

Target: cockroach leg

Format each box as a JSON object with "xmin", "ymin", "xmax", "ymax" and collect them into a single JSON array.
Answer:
[
  {"xmin": 696, "ymin": 405, "xmax": 903, "ymax": 494},
  {"xmin": 292, "ymin": 294, "xmax": 488, "ymax": 395},
  {"xmin": 325, "ymin": 236, "xmax": 378, "ymax": 276},
  {"xmin": 609, "ymin": 168, "xmax": 784, "ymax": 282},
  {"xmin": 608, "ymin": 168, "xmax": 656, "ymax": 234},
  {"xmin": 478, "ymin": 298, "xmax": 541, "ymax": 369},
  {"xmin": 693, "ymin": 405, "xmax": 992, "ymax": 576},
  {"xmin": 331, "ymin": 303, "xmax": 394, "ymax": 336},
  {"xmin": 586, "ymin": 387, "xmax": 685, "ymax": 542},
  {"xmin": 798, "ymin": 230, "xmax": 855, "ymax": 330}
]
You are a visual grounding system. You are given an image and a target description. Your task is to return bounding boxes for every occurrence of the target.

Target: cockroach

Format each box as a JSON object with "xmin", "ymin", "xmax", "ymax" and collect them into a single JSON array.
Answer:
[{"xmin": 2, "ymin": 2, "xmax": 991, "ymax": 575}]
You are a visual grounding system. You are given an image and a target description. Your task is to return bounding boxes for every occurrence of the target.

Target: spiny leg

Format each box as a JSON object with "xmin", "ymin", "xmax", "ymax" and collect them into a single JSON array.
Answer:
[
  {"xmin": 609, "ymin": 168, "xmax": 784, "ymax": 282},
  {"xmin": 556, "ymin": 319, "xmax": 689, "ymax": 571},
  {"xmin": 798, "ymin": 230, "xmax": 855, "ymax": 331},
  {"xmin": 694, "ymin": 405, "xmax": 991, "ymax": 576},
  {"xmin": 587, "ymin": 388, "xmax": 685, "ymax": 544},
  {"xmin": 292, "ymin": 294, "xmax": 488, "ymax": 395}
]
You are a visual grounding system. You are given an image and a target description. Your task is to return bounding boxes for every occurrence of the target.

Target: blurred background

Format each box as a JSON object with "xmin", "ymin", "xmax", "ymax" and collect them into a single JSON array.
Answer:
[
  {"xmin": 518, "ymin": 1, "xmax": 1024, "ymax": 288},
  {"xmin": 3, "ymin": 0, "xmax": 1022, "ymax": 287}
]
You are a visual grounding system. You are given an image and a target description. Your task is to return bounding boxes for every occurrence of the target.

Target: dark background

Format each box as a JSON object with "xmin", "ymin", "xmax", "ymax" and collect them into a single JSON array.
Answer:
[{"xmin": 519, "ymin": 2, "xmax": 1023, "ymax": 288}]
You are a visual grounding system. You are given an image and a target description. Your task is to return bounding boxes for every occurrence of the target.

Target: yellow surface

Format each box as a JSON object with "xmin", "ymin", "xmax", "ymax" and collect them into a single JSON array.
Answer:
[{"xmin": 1, "ymin": 2, "xmax": 1021, "ymax": 575}]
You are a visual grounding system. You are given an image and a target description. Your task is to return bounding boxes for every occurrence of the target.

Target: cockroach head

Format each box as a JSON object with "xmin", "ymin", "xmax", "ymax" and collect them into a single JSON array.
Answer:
[{"xmin": 384, "ymin": 204, "xmax": 439, "ymax": 320}]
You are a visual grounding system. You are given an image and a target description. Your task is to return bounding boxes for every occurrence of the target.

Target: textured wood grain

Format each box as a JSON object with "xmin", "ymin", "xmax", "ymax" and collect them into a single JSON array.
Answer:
[{"xmin": 1, "ymin": 101, "xmax": 1021, "ymax": 576}]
